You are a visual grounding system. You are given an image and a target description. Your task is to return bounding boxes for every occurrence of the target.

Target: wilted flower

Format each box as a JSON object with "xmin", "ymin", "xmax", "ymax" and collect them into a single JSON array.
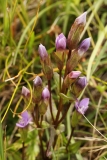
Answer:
[
  {"xmin": 42, "ymin": 87, "xmax": 50, "ymax": 100},
  {"xmin": 38, "ymin": 44, "xmax": 48, "ymax": 61},
  {"xmin": 75, "ymin": 98, "xmax": 89, "ymax": 115},
  {"xmin": 22, "ymin": 86, "xmax": 30, "ymax": 98},
  {"xmin": 16, "ymin": 111, "xmax": 32, "ymax": 128},
  {"xmin": 55, "ymin": 33, "xmax": 66, "ymax": 50},
  {"xmin": 78, "ymin": 38, "xmax": 90, "ymax": 57}
]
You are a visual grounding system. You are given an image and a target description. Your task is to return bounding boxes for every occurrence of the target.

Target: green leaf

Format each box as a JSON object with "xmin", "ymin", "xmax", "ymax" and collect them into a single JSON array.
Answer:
[{"xmin": 59, "ymin": 93, "xmax": 73, "ymax": 101}]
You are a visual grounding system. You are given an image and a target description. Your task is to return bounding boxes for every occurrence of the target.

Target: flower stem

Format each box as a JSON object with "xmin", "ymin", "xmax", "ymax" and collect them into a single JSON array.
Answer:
[
  {"xmin": 22, "ymin": 142, "xmax": 25, "ymax": 160},
  {"xmin": 48, "ymin": 80, "xmax": 54, "ymax": 122},
  {"xmin": 59, "ymin": 69, "xmax": 62, "ymax": 92},
  {"xmin": 66, "ymin": 127, "xmax": 75, "ymax": 151}
]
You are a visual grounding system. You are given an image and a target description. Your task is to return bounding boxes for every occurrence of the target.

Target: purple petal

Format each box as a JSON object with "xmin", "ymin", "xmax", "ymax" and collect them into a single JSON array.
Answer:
[
  {"xmin": 78, "ymin": 38, "xmax": 91, "ymax": 57},
  {"xmin": 76, "ymin": 12, "xmax": 87, "ymax": 25},
  {"xmin": 69, "ymin": 71, "xmax": 81, "ymax": 79},
  {"xmin": 38, "ymin": 44, "xmax": 48, "ymax": 60},
  {"xmin": 22, "ymin": 86, "xmax": 30, "ymax": 97},
  {"xmin": 42, "ymin": 87, "xmax": 50, "ymax": 100},
  {"xmin": 33, "ymin": 76, "xmax": 42, "ymax": 87},
  {"xmin": 77, "ymin": 77, "xmax": 87, "ymax": 88},
  {"xmin": 55, "ymin": 33, "xmax": 66, "ymax": 50},
  {"xmin": 21, "ymin": 111, "xmax": 30, "ymax": 119},
  {"xmin": 16, "ymin": 111, "xmax": 32, "ymax": 128},
  {"xmin": 75, "ymin": 98, "xmax": 89, "ymax": 115}
]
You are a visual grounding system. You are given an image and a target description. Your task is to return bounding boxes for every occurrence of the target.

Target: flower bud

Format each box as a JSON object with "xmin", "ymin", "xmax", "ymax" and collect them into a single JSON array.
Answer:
[
  {"xmin": 72, "ymin": 76, "xmax": 87, "ymax": 97},
  {"xmin": 66, "ymin": 49, "xmax": 79, "ymax": 73},
  {"xmin": 76, "ymin": 12, "xmax": 87, "ymax": 25},
  {"xmin": 53, "ymin": 50, "xmax": 67, "ymax": 70},
  {"xmin": 75, "ymin": 98, "xmax": 89, "ymax": 115},
  {"xmin": 38, "ymin": 44, "xmax": 48, "ymax": 61},
  {"xmin": 64, "ymin": 71, "xmax": 81, "ymax": 88},
  {"xmin": 78, "ymin": 38, "xmax": 90, "ymax": 57},
  {"xmin": 38, "ymin": 87, "xmax": 50, "ymax": 115},
  {"xmin": 33, "ymin": 76, "xmax": 42, "ymax": 87},
  {"xmin": 22, "ymin": 86, "xmax": 30, "ymax": 98},
  {"xmin": 55, "ymin": 33, "xmax": 66, "ymax": 50},
  {"xmin": 67, "ymin": 12, "xmax": 87, "ymax": 50},
  {"xmin": 33, "ymin": 76, "xmax": 43, "ymax": 103},
  {"xmin": 38, "ymin": 44, "xmax": 53, "ymax": 80},
  {"xmin": 42, "ymin": 87, "xmax": 50, "ymax": 101}
]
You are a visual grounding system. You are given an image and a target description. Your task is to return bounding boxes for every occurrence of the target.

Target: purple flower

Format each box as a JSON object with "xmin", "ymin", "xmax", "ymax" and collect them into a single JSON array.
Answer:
[
  {"xmin": 69, "ymin": 71, "xmax": 81, "ymax": 79},
  {"xmin": 33, "ymin": 76, "xmax": 43, "ymax": 87},
  {"xmin": 76, "ymin": 12, "xmax": 87, "ymax": 25},
  {"xmin": 55, "ymin": 33, "xmax": 66, "ymax": 50},
  {"xmin": 78, "ymin": 38, "xmax": 91, "ymax": 57},
  {"xmin": 16, "ymin": 111, "xmax": 32, "ymax": 128},
  {"xmin": 77, "ymin": 77, "xmax": 87, "ymax": 88},
  {"xmin": 42, "ymin": 87, "xmax": 50, "ymax": 100},
  {"xmin": 75, "ymin": 98, "xmax": 89, "ymax": 114},
  {"xmin": 38, "ymin": 44, "xmax": 48, "ymax": 61},
  {"xmin": 22, "ymin": 86, "xmax": 30, "ymax": 97}
]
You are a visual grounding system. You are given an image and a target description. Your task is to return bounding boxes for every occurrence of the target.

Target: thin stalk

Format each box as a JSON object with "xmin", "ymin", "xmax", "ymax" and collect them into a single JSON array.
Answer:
[
  {"xmin": 32, "ymin": 104, "xmax": 40, "ymax": 128},
  {"xmin": 48, "ymin": 80, "xmax": 54, "ymax": 122},
  {"xmin": 57, "ymin": 104, "xmax": 71, "ymax": 126},
  {"xmin": 66, "ymin": 127, "xmax": 75, "ymax": 151},
  {"xmin": 83, "ymin": 115, "xmax": 107, "ymax": 143},
  {"xmin": 22, "ymin": 142, "xmax": 25, "ymax": 160},
  {"xmin": 40, "ymin": 115, "xmax": 43, "ymax": 126},
  {"xmin": 54, "ymin": 97, "xmax": 63, "ymax": 126},
  {"xmin": 59, "ymin": 69, "xmax": 62, "ymax": 92},
  {"xmin": 38, "ymin": 131, "xmax": 45, "ymax": 160},
  {"xmin": 64, "ymin": 50, "xmax": 71, "ymax": 78}
]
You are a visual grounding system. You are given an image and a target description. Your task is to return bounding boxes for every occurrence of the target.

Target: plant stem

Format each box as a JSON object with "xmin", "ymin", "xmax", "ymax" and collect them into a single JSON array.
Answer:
[
  {"xmin": 59, "ymin": 69, "xmax": 62, "ymax": 92},
  {"xmin": 57, "ymin": 104, "xmax": 71, "ymax": 126},
  {"xmin": 22, "ymin": 142, "xmax": 25, "ymax": 160},
  {"xmin": 32, "ymin": 105, "xmax": 40, "ymax": 127},
  {"xmin": 38, "ymin": 131, "xmax": 45, "ymax": 160},
  {"xmin": 66, "ymin": 127, "xmax": 75, "ymax": 151},
  {"xmin": 48, "ymin": 80, "xmax": 54, "ymax": 122},
  {"xmin": 54, "ymin": 97, "xmax": 63, "ymax": 125},
  {"xmin": 64, "ymin": 50, "xmax": 71, "ymax": 78},
  {"xmin": 40, "ymin": 115, "xmax": 43, "ymax": 126}
]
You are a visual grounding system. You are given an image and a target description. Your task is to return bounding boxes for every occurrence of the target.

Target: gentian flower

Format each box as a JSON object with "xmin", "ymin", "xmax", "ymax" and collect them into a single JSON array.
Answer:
[
  {"xmin": 22, "ymin": 86, "xmax": 30, "ymax": 98},
  {"xmin": 42, "ymin": 87, "xmax": 50, "ymax": 100},
  {"xmin": 68, "ymin": 71, "xmax": 81, "ymax": 79},
  {"xmin": 78, "ymin": 38, "xmax": 91, "ymax": 57},
  {"xmin": 16, "ymin": 111, "xmax": 32, "ymax": 128},
  {"xmin": 64, "ymin": 71, "xmax": 81, "ymax": 88},
  {"xmin": 77, "ymin": 76, "xmax": 87, "ymax": 89},
  {"xmin": 55, "ymin": 33, "xmax": 66, "ymax": 50},
  {"xmin": 75, "ymin": 98, "xmax": 89, "ymax": 115},
  {"xmin": 38, "ymin": 44, "xmax": 48, "ymax": 61},
  {"xmin": 33, "ymin": 76, "xmax": 43, "ymax": 88}
]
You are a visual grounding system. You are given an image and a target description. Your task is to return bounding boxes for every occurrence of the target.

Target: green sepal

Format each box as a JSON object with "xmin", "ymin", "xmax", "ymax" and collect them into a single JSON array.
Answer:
[
  {"xmin": 19, "ymin": 128, "xmax": 28, "ymax": 142},
  {"xmin": 71, "ymin": 110, "xmax": 81, "ymax": 128}
]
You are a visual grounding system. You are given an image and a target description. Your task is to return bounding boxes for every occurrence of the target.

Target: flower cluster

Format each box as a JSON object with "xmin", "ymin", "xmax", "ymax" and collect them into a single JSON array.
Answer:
[{"xmin": 16, "ymin": 12, "xmax": 90, "ymax": 158}]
